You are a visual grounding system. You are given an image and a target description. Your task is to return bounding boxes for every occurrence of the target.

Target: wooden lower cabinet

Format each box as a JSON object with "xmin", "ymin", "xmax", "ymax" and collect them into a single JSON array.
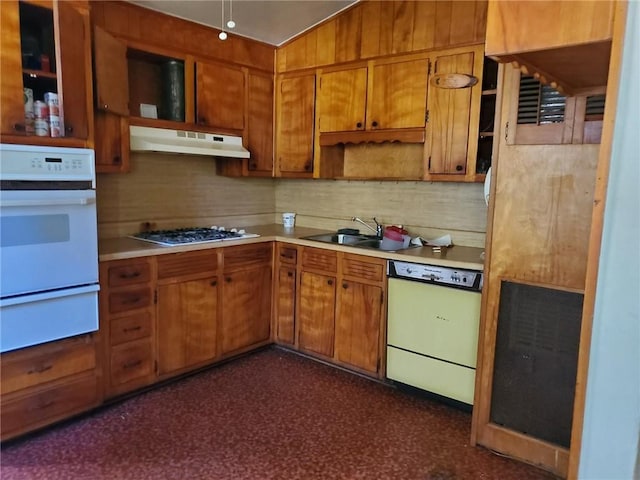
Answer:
[
  {"xmin": 100, "ymin": 257, "xmax": 156, "ymax": 398},
  {"xmin": 0, "ymin": 334, "xmax": 99, "ymax": 441},
  {"xmin": 298, "ymin": 270, "xmax": 337, "ymax": 357},
  {"xmin": 335, "ymin": 280, "xmax": 383, "ymax": 373},
  {"xmin": 157, "ymin": 276, "xmax": 218, "ymax": 375},
  {"xmin": 221, "ymin": 244, "xmax": 272, "ymax": 355},
  {"xmin": 297, "ymin": 248, "xmax": 386, "ymax": 377}
]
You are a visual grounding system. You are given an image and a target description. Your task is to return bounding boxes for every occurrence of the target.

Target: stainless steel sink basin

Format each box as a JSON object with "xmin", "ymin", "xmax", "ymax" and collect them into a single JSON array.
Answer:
[{"xmin": 302, "ymin": 233, "xmax": 420, "ymax": 252}]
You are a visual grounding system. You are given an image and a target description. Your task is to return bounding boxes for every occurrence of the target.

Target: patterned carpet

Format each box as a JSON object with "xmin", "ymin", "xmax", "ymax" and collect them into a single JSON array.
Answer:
[{"xmin": 1, "ymin": 348, "xmax": 557, "ymax": 480}]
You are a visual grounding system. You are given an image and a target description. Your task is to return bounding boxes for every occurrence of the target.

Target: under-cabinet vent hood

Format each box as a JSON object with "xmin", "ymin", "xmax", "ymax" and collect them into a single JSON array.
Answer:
[{"xmin": 129, "ymin": 125, "xmax": 250, "ymax": 159}]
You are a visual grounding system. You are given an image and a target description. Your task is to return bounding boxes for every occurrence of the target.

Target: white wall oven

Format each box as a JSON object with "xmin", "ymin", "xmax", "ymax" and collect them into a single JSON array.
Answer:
[{"xmin": 0, "ymin": 144, "xmax": 99, "ymax": 353}]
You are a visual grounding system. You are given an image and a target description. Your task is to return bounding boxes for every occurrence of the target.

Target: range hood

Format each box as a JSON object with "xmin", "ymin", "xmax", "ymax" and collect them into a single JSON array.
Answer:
[{"xmin": 129, "ymin": 125, "xmax": 250, "ymax": 159}]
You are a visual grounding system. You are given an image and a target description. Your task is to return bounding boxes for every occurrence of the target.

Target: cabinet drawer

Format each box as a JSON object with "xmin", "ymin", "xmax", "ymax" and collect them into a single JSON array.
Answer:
[
  {"xmin": 224, "ymin": 243, "xmax": 273, "ymax": 271},
  {"xmin": 157, "ymin": 250, "xmax": 218, "ymax": 280},
  {"xmin": 108, "ymin": 262, "xmax": 152, "ymax": 287},
  {"xmin": 110, "ymin": 340, "xmax": 153, "ymax": 387},
  {"xmin": 302, "ymin": 247, "xmax": 337, "ymax": 273},
  {"xmin": 1, "ymin": 335, "xmax": 96, "ymax": 395},
  {"xmin": 110, "ymin": 312, "xmax": 152, "ymax": 346},
  {"xmin": 342, "ymin": 254, "xmax": 384, "ymax": 282},
  {"xmin": 108, "ymin": 287, "xmax": 152, "ymax": 314},
  {"xmin": 1, "ymin": 373, "xmax": 98, "ymax": 439},
  {"xmin": 278, "ymin": 245, "xmax": 297, "ymax": 265}
]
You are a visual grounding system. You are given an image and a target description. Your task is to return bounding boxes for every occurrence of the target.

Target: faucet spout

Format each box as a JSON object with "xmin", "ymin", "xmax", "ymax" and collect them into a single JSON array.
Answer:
[{"xmin": 352, "ymin": 216, "xmax": 384, "ymax": 238}]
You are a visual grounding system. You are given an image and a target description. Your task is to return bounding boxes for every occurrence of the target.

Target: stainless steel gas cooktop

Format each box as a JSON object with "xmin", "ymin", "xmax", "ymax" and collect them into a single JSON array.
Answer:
[{"xmin": 131, "ymin": 227, "xmax": 259, "ymax": 246}]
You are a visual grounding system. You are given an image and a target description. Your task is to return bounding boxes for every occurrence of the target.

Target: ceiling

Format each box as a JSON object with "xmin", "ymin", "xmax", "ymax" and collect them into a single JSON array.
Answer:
[{"xmin": 130, "ymin": 0, "xmax": 358, "ymax": 46}]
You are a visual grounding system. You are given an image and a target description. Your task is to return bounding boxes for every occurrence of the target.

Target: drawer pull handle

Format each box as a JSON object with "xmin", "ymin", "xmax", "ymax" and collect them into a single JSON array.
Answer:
[
  {"xmin": 120, "ymin": 271, "xmax": 141, "ymax": 279},
  {"xmin": 211, "ymin": 280, "xmax": 217, "ymax": 286},
  {"xmin": 287, "ymin": 271, "xmax": 293, "ymax": 277},
  {"xmin": 28, "ymin": 364, "xmax": 53, "ymax": 374},
  {"xmin": 123, "ymin": 360, "xmax": 142, "ymax": 369},
  {"xmin": 342, "ymin": 283, "xmax": 348, "ymax": 289},
  {"xmin": 122, "ymin": 297, "xmax": 142, "ymax": 305},
  {"xmin": 36, "ymin": 400, "xmax": 55, "ymax": 410},
  {"xmin": 123, "ymin": 326, "xmax": 142, "ymax": 333}
]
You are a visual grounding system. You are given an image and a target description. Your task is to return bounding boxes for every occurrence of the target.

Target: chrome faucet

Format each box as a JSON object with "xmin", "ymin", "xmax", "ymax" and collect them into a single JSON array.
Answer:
[{"xmin": 352, "ymin": 216, "xmax": 383, "ymax": 238}]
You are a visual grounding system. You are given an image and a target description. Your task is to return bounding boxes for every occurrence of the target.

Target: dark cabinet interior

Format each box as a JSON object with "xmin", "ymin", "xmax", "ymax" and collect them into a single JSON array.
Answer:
[{"xmin": 476, "ymin": 58, "xmax": 499, "ymax": 175}]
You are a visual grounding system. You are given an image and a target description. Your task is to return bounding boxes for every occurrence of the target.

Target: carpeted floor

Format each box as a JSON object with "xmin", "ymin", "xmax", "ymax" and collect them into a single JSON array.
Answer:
[{"xmin": 0, "ymin": 348, "xmax": 557, "ymax": 480}]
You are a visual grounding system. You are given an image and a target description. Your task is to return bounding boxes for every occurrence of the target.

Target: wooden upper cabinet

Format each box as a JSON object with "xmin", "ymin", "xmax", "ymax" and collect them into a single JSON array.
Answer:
[
  {"xmin": 246, "ymin": 71, "xmax": 274, "ymax": 175},
  {"xmin": 318, "ymin": 54, "xmax": 430, "ymax": 142},
  {"xmin": 427, "ymin": 45, "xmax": 484, "ymax": 178},
  {"xmin": 196, "ymin": 61, "xmax": 245, "ymax": 132},
  {"xmin": 93, "ymin": 26, "xmax": 129, "ymax": 116},
  {"xmin": 275, "ymin": 73, "xmax": 316, "ymax": 177},
  {"xmin": 1, "ymin": 0, "xmax": 92, "ymax": 143},
  {"xmin": 485, "ymin": 0, "xmax": 615, "ymax": 94},
  {"xmin": 368, "ymin": 56, "xmax": 430, "ymax": 130},
  {"xmin": 318, "ymin": 66, "xmax": 367, "ymax": 133}
]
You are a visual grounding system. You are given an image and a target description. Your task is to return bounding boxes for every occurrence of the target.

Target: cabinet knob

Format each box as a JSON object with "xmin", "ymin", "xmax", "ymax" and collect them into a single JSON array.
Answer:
[
  {"xmin": 103, "ymin": 104, "xmax": 109, "ymax": 110},
  {"xmin": 65, "ymin": 124, "xmax": 73, "ymax": 134},
  {"xmin": 198, "ymin": 117, "xmax": 207, "ymax": 125},
  {"xmin": 304, "ymin": 162, "xmax": 312, "ymax": 172},
  {"xmin": 119, "ymin": 271, "xmax": 140, "ymax": 279},
  {"xmin": 456, "ymin": 165, "xmax": 463, "ymax": 172},
  {"xmin": 287, "ymin": 271, "xmax": 293, "ymax": 277},
  {"xmin": 12, "ymin": 123, "xmax": 26, "ymax": 132},
  {"xmin": 113, "ymin": 155, "xmax": 121, "ymax": 165},
  {"xmin": 356, "ymin": 122, "xmax": 363, "ymax": 129},
  {"xmin": 211, "ymin": 280, "xmax": 217, "ymax": 286},
  {"xmin": 249, "ymin": 162, "xmax": 257, "ymax": 170},
  {"xmin": 371, "ymin": 121, "xmax": 378, "ymax": 128},
  {"xmin": 342, "ymin": 282, "xmax": 348, "ymax": 289},
  {"xmin": 225, "ymin": 277, "xmax": 232, "ymax": 283},
  {"xmin": 327, "ymin": 279, "xmax": 333, "ymax": 286}
]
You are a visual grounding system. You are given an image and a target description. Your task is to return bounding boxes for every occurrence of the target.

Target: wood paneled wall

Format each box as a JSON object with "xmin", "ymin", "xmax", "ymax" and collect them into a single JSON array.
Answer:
[
  {"xmin": 277, "ymin": 0, "xmax": 487, "ymax": 72},
  {"xmin": 97, "ymin": 153, "xmax": 488, "ymax": 248}
]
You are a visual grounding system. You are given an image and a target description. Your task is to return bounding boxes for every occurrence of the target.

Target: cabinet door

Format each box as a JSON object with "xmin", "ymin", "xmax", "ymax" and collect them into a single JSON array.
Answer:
[
  {"xmin": 298, "ymin": 271, "xmax": 336, "ymax": 357},
  {"xmin": 246, "ymin": 72, "xmax": 274, "ymax": 175},
  {"xmin": 0, "ymin": 1, "xmax": 25, "ymax": 135},
  {"xmin": 368, "ymin": 57, "xmax": 429, "ymax": 130},
  {"xmin": 221, "ymin": 266, "xmax": 272, "ymax": 354},
  {"xmin": 427, "ymin": 50, "xmax": 477, "ymax": 175},
  {"xmin": 57, "ymin": 1, "xmax": 90, "ymax": 139},
  {"xmin": 275, "ymin": 74, "xmax": 315, "ymax": 176},
  {"xmin": 93, "ymin": 26, "xmax": 129, "ymax": 116},
  {"xmin": 276, "ymin": 266, "xmax": 296, "ymax": 344},
  {"xmin": 335, "ymin": 281, "xmax": 383, "ymax": 373},
  {"xmin": 157, "ymin": 276, "xmax": 218, "ymax": 374},
  {"xmin": 318, "ymin": 66, "xmax": 367, "ymax": 133},
  {"xmin": 196, "ymin": 61, "xmax": 245, "ymax": 131},
  {"xmin": 95, "ymin": 111, "xmax": 130, "ymax": 173}
]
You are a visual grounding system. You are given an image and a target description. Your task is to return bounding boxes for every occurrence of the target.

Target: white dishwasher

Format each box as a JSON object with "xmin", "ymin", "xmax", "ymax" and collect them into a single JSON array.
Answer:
[{"xmin": 386, "ymin": 260, "xmax": 482, "ymax": 406}]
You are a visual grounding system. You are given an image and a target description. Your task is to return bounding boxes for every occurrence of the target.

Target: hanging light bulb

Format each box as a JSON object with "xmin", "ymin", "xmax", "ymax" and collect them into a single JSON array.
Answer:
[
  {"xmin": 226, "ymin": 0, "xmax": 235, "ymax": 29},
  {"xmin": 218, "ymin": 0, "xmax": 227, "ymax": 40}
]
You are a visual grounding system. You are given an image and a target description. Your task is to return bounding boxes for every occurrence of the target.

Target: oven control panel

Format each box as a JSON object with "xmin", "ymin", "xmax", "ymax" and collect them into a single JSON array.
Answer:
[
  {"xmin": 0, "ymin": 144, "xmax": 95, "ymax": 182},
  {"xmin": 387, "ymin": 260, "xmax": 483, "ymax": 291}
]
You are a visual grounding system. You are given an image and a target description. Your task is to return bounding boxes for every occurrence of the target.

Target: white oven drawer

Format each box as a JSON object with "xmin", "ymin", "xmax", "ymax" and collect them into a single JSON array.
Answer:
[
  {"xmin": 387, "ymin": 346, "xmax": 476, "ymax": 405},
  {"xmin": 0, "ymin": 285, "xmax": 99, "ymax": 353},
  {"xmin": 387, "ymin": 278, "xmax": 481, "ymax": 368}
]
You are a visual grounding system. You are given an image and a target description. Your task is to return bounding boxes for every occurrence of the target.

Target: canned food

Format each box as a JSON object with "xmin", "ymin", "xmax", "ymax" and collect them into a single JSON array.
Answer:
[
  {"xmin": 34, "ymin": 101, "xmax": 48, "ymax": 119},
  {"xmin": 24, "ymin": 88, "xmax": 34, "ymax": 115},
  {"xmin": 35, "ymin": 118, "xmax": 49, "ymax": 136},
  {"xmin": 44, "ymin": 92, "xmax": 59, "ymax": 115},
  {"xmin": 49, "ymin": 115, "xmax": 61, "ymax": 137}
]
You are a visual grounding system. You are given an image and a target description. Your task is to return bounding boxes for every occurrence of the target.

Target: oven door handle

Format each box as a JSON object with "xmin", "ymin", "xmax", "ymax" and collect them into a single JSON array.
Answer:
[{"xmin": 0, "ymin": 197, "xmax": 96, "ymax": 207}]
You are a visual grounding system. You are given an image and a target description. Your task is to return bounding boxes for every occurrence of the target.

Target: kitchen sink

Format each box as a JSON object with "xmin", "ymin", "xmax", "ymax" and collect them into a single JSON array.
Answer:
[{"xmin": 302, "ymin": 233, "xmax": 420, "ymax": 252}]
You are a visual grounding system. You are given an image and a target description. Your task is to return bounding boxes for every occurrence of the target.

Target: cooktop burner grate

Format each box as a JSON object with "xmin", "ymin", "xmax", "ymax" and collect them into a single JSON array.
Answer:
[{"xmin": 131, "ymin": 227, "xmax": 259, "ymax": 246}]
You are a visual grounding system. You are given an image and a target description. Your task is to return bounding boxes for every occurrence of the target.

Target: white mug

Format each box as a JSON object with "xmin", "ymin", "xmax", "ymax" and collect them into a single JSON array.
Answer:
[{"xmin": 282, "ymin": 212, "xmax": 296, "ymax": 228}]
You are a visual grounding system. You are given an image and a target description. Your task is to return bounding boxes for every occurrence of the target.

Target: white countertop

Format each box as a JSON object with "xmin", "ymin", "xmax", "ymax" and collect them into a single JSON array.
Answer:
[{"xmin": 99, "ymin": 224, "xmax": 485, "ymax": 271}]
